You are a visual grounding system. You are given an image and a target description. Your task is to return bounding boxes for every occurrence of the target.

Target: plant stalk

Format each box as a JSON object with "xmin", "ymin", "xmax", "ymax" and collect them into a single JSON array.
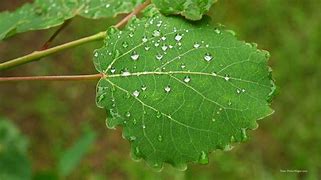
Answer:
[{"xmin": 0, "ymin": 74, "xmax": 103, "ymax": 82}]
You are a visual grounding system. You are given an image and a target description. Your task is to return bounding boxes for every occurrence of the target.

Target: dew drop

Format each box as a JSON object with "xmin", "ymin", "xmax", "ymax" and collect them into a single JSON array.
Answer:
[
  {"xmin": 161, "ymin": 36, "xmax": 166, "ymax": 41},
  {"xmin": 181, "ymin": 63, "xmax": 186, "ymax": 69},
  {"xmin": 105, "ymin": 4, "xmax": 110, "ymax": 8},
  {"xmin": 224, "ymin": 75, "xmax": 230, "ymax": 81},
  {"xmin": 141, "ymin": 85, "xmax": 147, "ymax": 91},
  {"xmin": 142, "ymin": 124, "xmax": 146, "ymax": 129},
  {"xmin": 144, "ymin": 45, "xmax": 150, "ymax": 51},
  {"xmin": 236, "ymin": 89, "xmax": 241, "ymax": 94},
  {"xmin": 212, "ymin": 118, "xmax": 216, "ymax": 122},
  {"xmin": 155, "ymin": 53, "xmax": 163, "ymax": 60},
  {"xmin": 121, "ymin": 70, "xmax": 131, "ymax": 77},
  {"xmin": 122, "ymin": 41, "xmax": 129, "ymax": 48},
  {"xmin": 110, "ymin": 67, "xmax": 116, "ymax": 74},
  {"xmin": 129, "ymin": 136, "xmax": 136, "ymax": 141},
  {"xmin": 130, "ymin": 51, "xmax": 140, "ymax": 61},
  {"xmin": 133, "ymin": 118, "xmax": 137, "ymax": 125},
  {"xmin": 156, "ymin": 111, "xmax": 162, "ymax": 118},
  {"xmin": 214, "ymin": 28, "xmax": 221, "ymax": 34},
  {"xmin": 164, "ymin": 85, "xmax": 171, "ymax": 93},
  {"xmin": 125, "ymin": 112, "xmax": 131, "ymax": 117},
  {"xmin": 198, "ymin": 151, "xmax": 209, "ymax": 164},
  {"xmin": 129, "ymin": 32, "xmax": 134, "ymax": 37},
  {"xmin": 153, "ymin": 30, "xmax": 161, "ymax": 37},
  {"xmin": 184, "ymin": 76, "xmax": 191, "ymax": 83},
  {"xmin": 94, "ymin": 52, "xmax": 99, "ymax": 57},
  {"xmin": 161, "ymin": 45, "xmax": 168, "ymax": 51},
  {"xmin": 204, "ymin": 53, "xmax": 213, "ymax": 62},
  {"xmin": 97, "ymin": 94, "xmax": 105, "ymax": 103},
  {"xmin": 212, "ymin": 72, "xmax": 217, "ymax": 76},
  {"xmin": 175, "ymin": 34, "xmax": 183, "ymax": 41},
  {"xmin": 133, "ymin": 90, "xmax": 140, "ymax": 97},
  {"xmin": 193, "ymin": 42, "xmax": 200, "ymax": 49},
  {"xmin": 154, "ymin": 42, "xmax": 160, "ymax": 47},
  {"xmin": 142, "ymin": 36, "xmax": 148, "ymax": 42},
  {"xmin": 158, "ymin": 135, "xmax": 163, "ymax": 142}
]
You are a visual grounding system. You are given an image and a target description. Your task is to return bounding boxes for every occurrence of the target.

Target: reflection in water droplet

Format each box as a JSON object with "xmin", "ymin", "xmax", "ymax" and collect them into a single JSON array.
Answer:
[
  {"xmin": 175, "ymin": 34, "xmax": 183, "ymax": 41},
  {"xmin": 181, "ymin": 63, "xmax": 186, "ymax": 69},
  {"xmin": 142, "ymin": 124, "xmax": 146, "ymax": 129},
  {"xmin": 161, "ymin": 36, "xmax": 166, "ymax": 41},
  {"xmin": 156, "ymin": 111, "xmax": 162, "ymax": 118},
  {"xmin": 131, "ymin": 51, "xmax": 139, "ymax": 61},
  {"xmin": 204, "ymin": 53, "xmax": 213, "ymax": 62},
  {"xmin": 133, "ymin": 90, "xmax": 140, "ymax": 97},
  {"xmin": 133, "ymin": 119, "xmax": 137, "ymax": 125},
  {"xmin": 94, "ymin": 52, "xmax": 99, "ymax": 57},
  {"xmin": 212, "ymin": 118, "xmax": 216, "ymax": 122},
  {"xmin": 126, "ymin": 112, "xmax": 131, "ymax": 117},
  {"xmin": 236, "ymin": 89, "xmax": 241, "ymax": 94},
  {"xmin": 164, "ymin": 86, "xmax": 171, "ymax": 93},
  {"xmin": 158, "ymin": 135, "xmax": 163, "ymax": 142},
  {"xmin": 129, "ymin": 32, "xmax": 134, "ymax": 37},
  {"xmin": 198, "ymin": 151, "xmax": 209, "ymax": 164},
  {"xmin": 184, "ymin": 76, "xmax": 191, "ymax": 83}
]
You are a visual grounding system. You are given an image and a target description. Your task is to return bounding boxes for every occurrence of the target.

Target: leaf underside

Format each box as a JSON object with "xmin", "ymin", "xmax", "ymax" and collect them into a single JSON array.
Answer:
[
  {"xmin": 94, "ymin": 7, "xmax": 275, "ymax": 170},
  {"xmin": 152, "ymin": 0, "xmax": 217, "ymax": 20},
  {"xmin": 0, "ymin": 0, "xmax": 143, "ymax": 40}
]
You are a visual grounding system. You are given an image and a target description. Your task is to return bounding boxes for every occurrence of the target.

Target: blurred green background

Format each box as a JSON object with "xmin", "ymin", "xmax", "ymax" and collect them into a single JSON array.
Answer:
[{"xmin": 1, "ymin": 0, "xmax": 320, "ymax": 179}]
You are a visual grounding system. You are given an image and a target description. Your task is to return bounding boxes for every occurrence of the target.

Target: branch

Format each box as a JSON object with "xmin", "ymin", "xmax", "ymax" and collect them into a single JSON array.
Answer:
[
  {"xmin": 0, "ymin": 74, "xmax": 103, "ymax": 82},
  {"xmin": 0, "ymin": 0, "xmax": 151, "ymax": 71}
]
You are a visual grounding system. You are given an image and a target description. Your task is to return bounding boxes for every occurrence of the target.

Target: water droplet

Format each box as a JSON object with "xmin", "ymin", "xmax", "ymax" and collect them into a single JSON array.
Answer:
[
  {"xmin": 133, "ymin": 90, "xmax": 140, "ymax": 97},
  {"xmin": 214, "ymin": 28, "xmax": 221, "ymax": 34},
  {"xmin": 175, "ymin": 34, "xmax": 183, "ymax": 41},
  {"xmin": 224, "ymin": 75, "xmax": 230, "ymax": 81},
  {"xmin": 125, "ymin": 112, "xmax": 131, "ymax": 117},
  {"xmin": 223, "ymin": 144, "xmax": 234, "ymax": 151},
  {"xmin": 144, "ymin": 45, "xmax": 150, "ymax": 51},
  {"xmin": 161, "ymin": 45, "xmax": 168, "ymax": 51},
  {"xmin": 132, "ymin": 119, "xmax": 137, "ymax": 125},
  {"xmin": 154, "ymin": 42, "xmax": 160, "ymax": 47},
  {"xmin": 181, "ymin": 63, "xmax": 186, "ymax": 69},
  {"xmin": 212, "ymin": 118, "xmax": 216, "ymax": 122},
  {"xmin": 142, "ymin": 124, "xmax": 146, "ymax": 129},
  {"xmin": 193, "ymin": 42, "xmax": 200, "ymax": 49},
  {"xmin": 122, "ymin": 41, "xmax": 129, "ymax": 48},
  {"xmin": 204, "ymin": 53, "xmax": 213, "ymax": 62},
  {"xmin": 94, "ymin": 52, "xmax": 99, "ymax": 57},
  {"xmin": 142, "ymin": 36, "xmax": 148, "ymax": 42},
  {"xmin": 121, "ymin": 70, "xmax": 131, "ymax": 77},
  {"xmin": 155, "ymin": 53, "xmax": 163, "ymax": 60},
  {"xmin": 230, "ymin": 135, "xmax": 236, "ymax": 142},
  {"xmin": 129, "ymin": 32, "xmax": 134, "ymax": 37},
  {"xmin": 97, "ymin": 94, "xmax": 105, "ymax": 103},
  {"xmin": 184, "ymin": 76, "xmax": 191, "ymax": 83},
  {"xmin": 242, "ymin": 89, "xmax": 246, "ymax": 93},
  {"xmin": 228, "ymin": 101, "xmax": 232, "ymax": 106},
  {"xmin": 198, "ymin": 151, "xmax": 209, "ymax": 164},
  {"xmin": 153, "ymin": 30, "xmax": 161, "ymax": 37},
  {"xmin": 105, "ymin": 4, "xmax": 110, "ymax": 8},
  {"xmin": 158, "ymin": 135, "xmax": 163, "ymax": 142},
  {"xmin": 141, "ymin": 85, "xmax": 147, "ymax": 91},
  {"xmin": 236, "ymin": 89, "xmax": 241, "ymax": 94},
  {"xmin": 156, "ymin": 111, "xmax": 162, "ymax": 118},
  {"xmin": 131, "ymin": 51, "xmax": 139, "ymax": 61},
  {"xmin": 164, "ymin": 86, "xmax": 171, "ymax": 93},
  {"xmin": 129, "ymin": 136, "xmax": 136, "ymax": 141},
  {"xmin": 212, "ymin": 72, "xmax": 217, "ymax": 76},
  {"xmin": 161, "ymin": 36, "xmax": 166, "ymax": 41}
]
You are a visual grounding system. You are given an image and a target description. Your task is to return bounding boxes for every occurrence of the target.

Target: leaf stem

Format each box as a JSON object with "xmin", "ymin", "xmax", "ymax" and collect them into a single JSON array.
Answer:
[
  {"xmin": 0, "ymin": 0, "xmax": 151, "ymax": 71},
  {"xmin": 0, "ymin": 74, "xmax": 103, "ymax": 82}
]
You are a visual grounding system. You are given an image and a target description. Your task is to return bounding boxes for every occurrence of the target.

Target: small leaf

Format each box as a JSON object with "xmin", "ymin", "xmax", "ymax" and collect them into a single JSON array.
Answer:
[
  {"xmin": 94, "ymin": 7, "xmax": 275, "ymax": 169},
  {"xmin": 0, "ymin": 0, "xmax": 143, "ymax": 40},
  {"xmin": 152, "ymin": 0, "xmax": 217, "ymax": 20}
]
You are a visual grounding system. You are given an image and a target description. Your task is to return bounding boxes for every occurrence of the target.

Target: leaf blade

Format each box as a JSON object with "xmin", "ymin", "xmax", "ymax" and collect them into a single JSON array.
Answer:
[{"xmin": 94, "ymin": 7, "xmax": 275, "ymax": 169}]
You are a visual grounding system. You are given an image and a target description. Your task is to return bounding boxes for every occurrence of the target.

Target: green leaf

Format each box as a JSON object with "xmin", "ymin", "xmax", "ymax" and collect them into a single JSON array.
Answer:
[
  {"xmin": 152, "ymin": 0, "xmax": 217, "ymax": 20},
  {"xmin": 0, "ymin": 118, "xmax": 31, "ymax": 180},
  {"xmin": 94, "ymin": 8, "xmax": 275, "ymax": 169},
  {"xmin": 0, "ymin": 0, "xmax": 143, "ymax": 40},
  {"xmin": 58, "ymin": 127, "xmax": 97, "ymax": 177}
]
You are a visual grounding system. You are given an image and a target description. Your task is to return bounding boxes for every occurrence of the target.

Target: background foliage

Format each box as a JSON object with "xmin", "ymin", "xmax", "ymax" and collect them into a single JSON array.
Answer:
[{"xmin": 0, "ymin": 0, "xmax": 320, "ymax": 179}]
